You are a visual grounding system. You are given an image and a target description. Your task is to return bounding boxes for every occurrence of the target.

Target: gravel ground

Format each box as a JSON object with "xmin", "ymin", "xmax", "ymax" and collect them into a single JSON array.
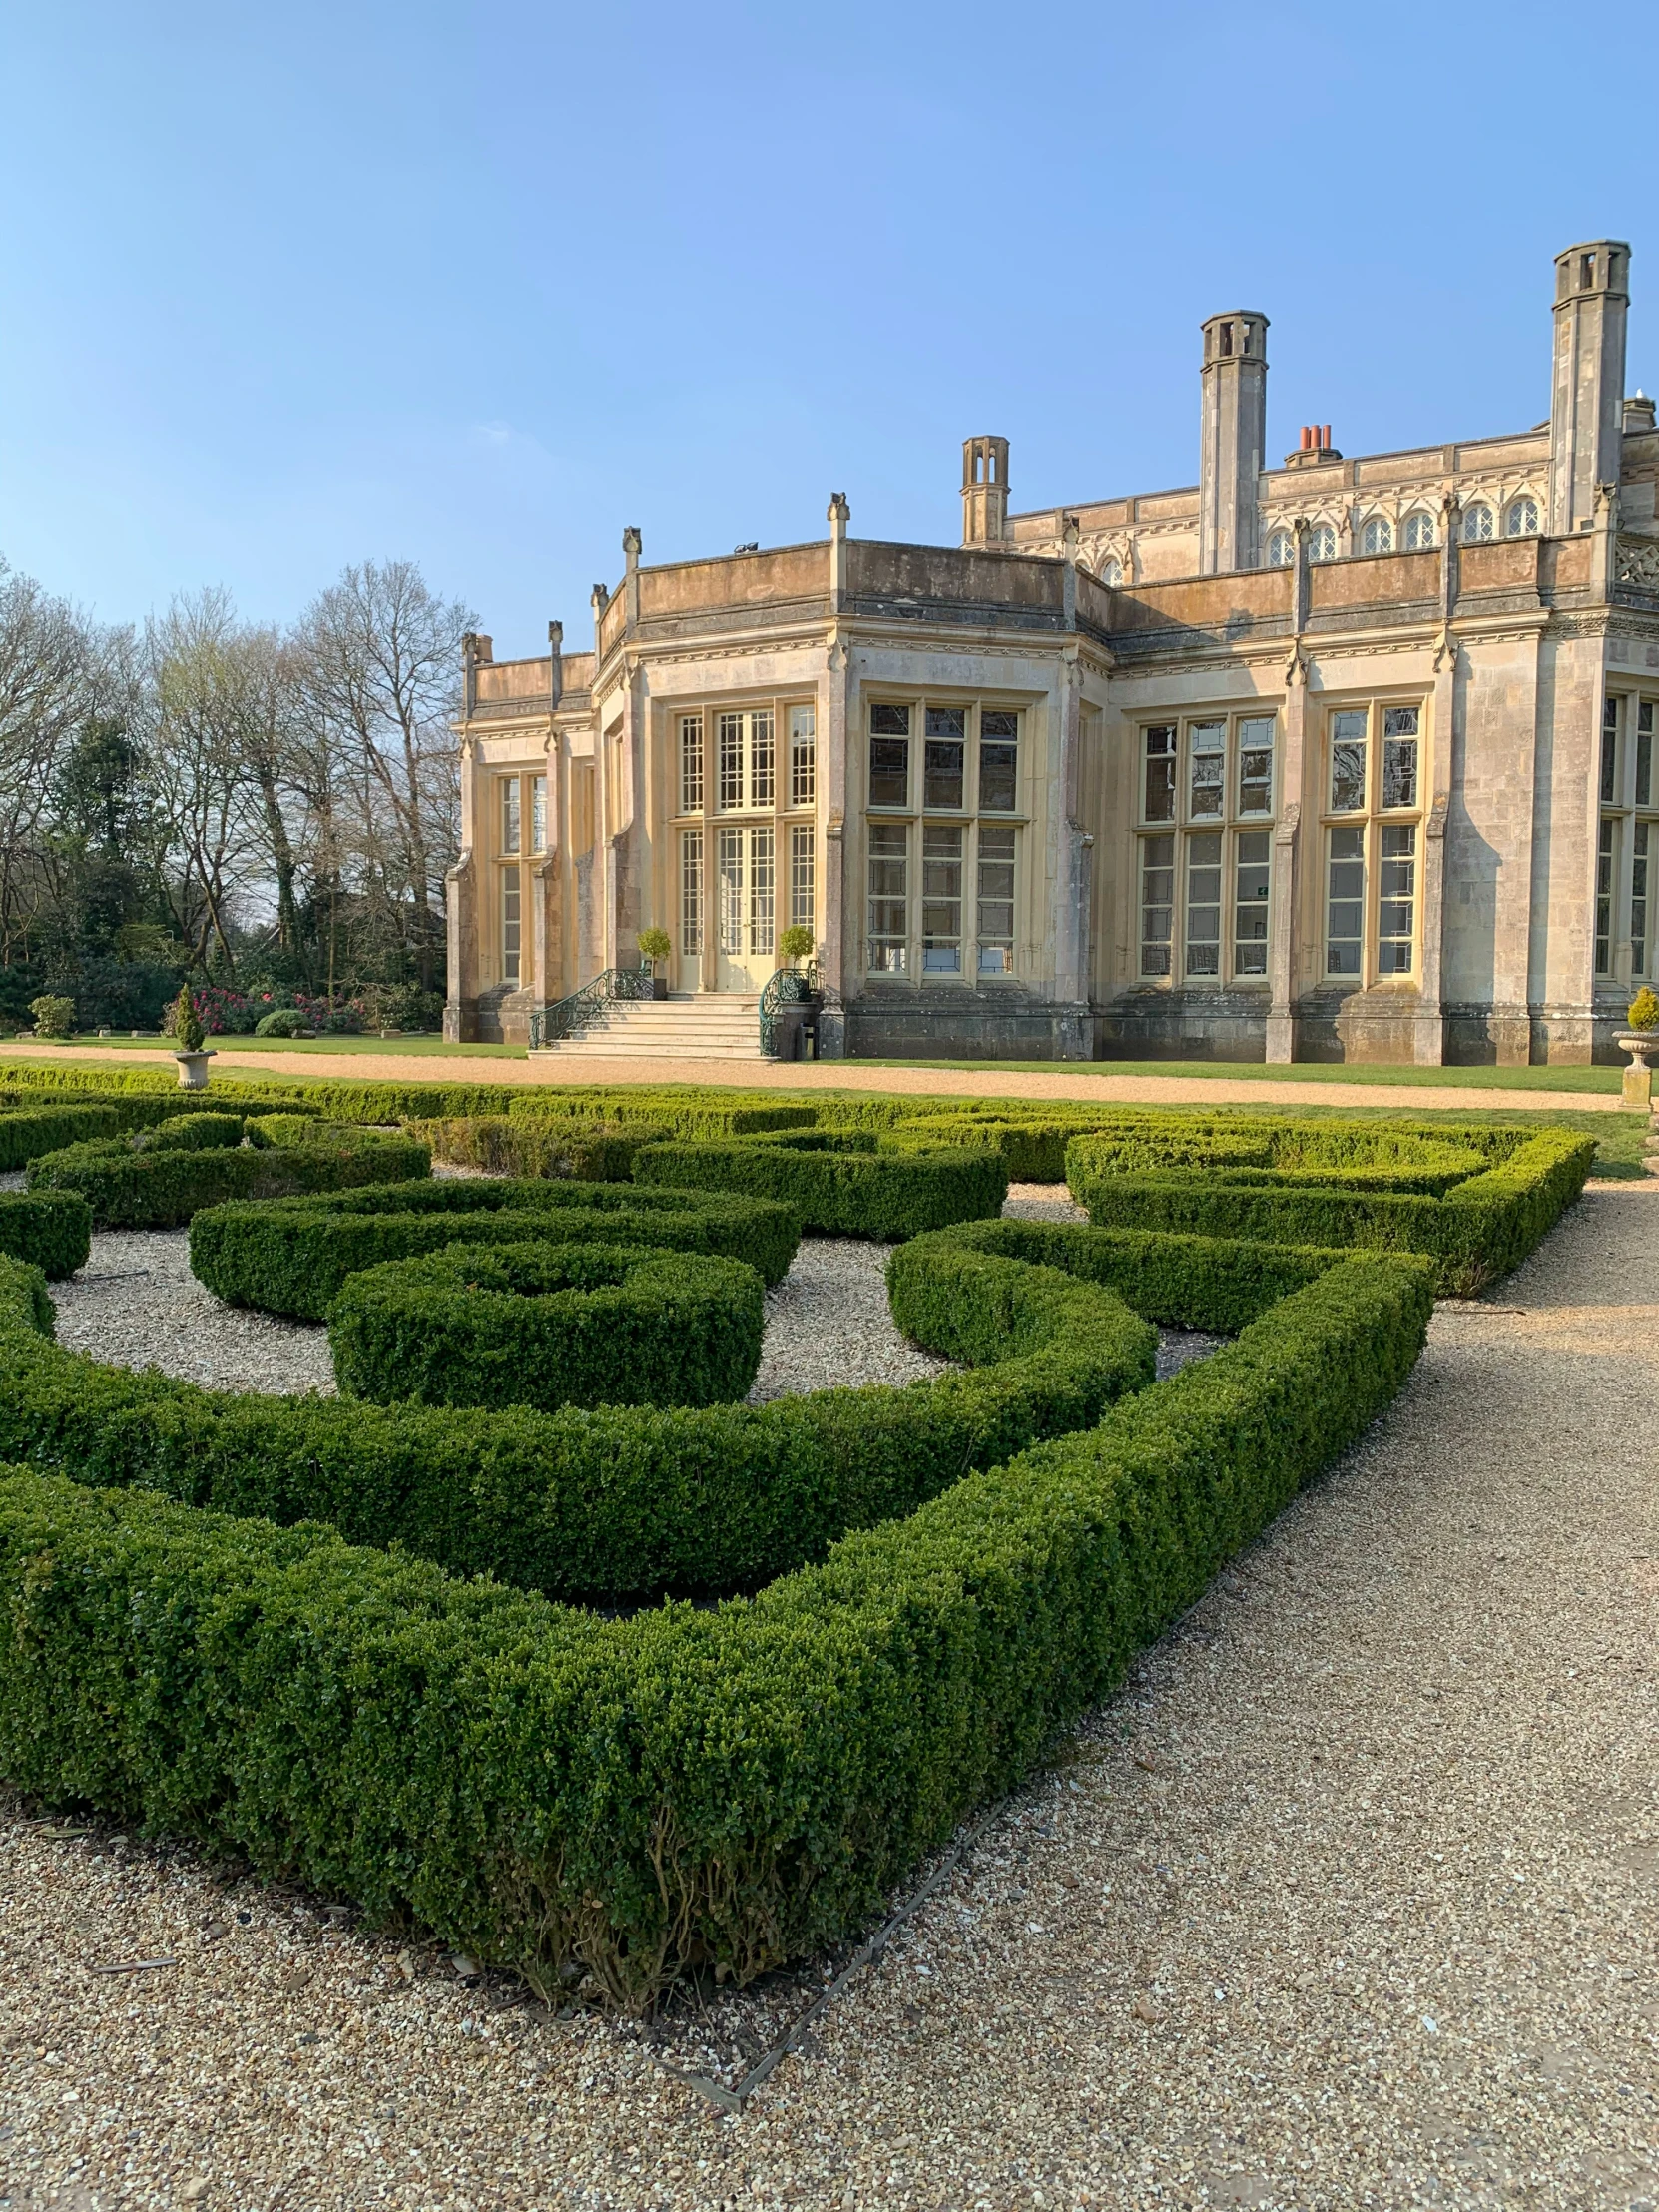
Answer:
[
  {"xmin": 7, "ymin": 1186, "xmax": 1652, "ymax": 2209},
  {"xmin": 47, "ymin": 1231, "xmax": 338, "ymax": 1397},
  {"xmin": 0, "ymin": 1037, "xmax": 1621, "ymax": 1113}
]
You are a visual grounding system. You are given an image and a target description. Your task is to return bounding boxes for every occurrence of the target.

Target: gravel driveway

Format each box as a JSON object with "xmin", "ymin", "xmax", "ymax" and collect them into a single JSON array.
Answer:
[{"xmin": 3, "ymin": 1182, "xmax": 1653, "ymax": 2209}]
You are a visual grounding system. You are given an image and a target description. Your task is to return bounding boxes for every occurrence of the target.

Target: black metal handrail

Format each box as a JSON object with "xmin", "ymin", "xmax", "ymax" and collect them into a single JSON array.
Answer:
[
  {"xmin": 759, "ymin": 963, "xmax": 821, "ymax": 1056},
  {"xmin": 530, "ymin": 965, "xmax": 658, "ymax": 1049}
]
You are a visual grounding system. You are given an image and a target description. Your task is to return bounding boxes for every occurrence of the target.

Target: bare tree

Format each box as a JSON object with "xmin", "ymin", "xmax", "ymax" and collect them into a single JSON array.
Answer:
[
  {"xmin": 291, "ymin": 561, "xmax": 472, "ymax": 991},
  {"xmin": 0, "ymin": 558, "xmax": 103, "ymax": 960},
  {"xmin": 140, "ymin": 590, "xmax": 267, "ymax": 974}
]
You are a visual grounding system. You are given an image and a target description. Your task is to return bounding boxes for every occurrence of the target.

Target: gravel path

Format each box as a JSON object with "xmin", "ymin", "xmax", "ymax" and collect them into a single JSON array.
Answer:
[
  {"xmin": 7, "ymin": 1185, "xmax": 1651, "ymax": 2209},
  {"xmin": 0, "ymin": 1037, "xmax": 1621, "ymax": 1113},
  {"xmin": 48, "ymin": 1231, "xmax": 338, "ymax": 1396}
]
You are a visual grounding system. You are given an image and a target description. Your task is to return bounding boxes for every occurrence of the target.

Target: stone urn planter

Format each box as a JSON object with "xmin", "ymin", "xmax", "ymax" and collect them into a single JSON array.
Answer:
[
  {"xmin": 1614, "ymin": 1030, "xmax": 1659, "ymax": 1107},
  {"xmin": 173, "ymin": 1049, "xmax": 217, "ymax": 1091}
]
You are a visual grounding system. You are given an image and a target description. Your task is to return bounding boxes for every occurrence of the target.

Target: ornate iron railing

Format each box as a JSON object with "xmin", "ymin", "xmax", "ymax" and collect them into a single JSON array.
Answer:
[
  {"xmin": 759, "ymin": 964, "xmax": 821, "ymax": 1057},
  {"xmin": 530, "ymin": 966, "xmax": 657, "ymax": 1050}
]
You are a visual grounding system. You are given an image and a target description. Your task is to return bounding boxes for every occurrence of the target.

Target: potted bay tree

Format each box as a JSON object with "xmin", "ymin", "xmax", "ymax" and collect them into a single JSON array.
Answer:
[{"xmin": 636, "ymin": 927, "xmax": 673, "ymax": 1000}]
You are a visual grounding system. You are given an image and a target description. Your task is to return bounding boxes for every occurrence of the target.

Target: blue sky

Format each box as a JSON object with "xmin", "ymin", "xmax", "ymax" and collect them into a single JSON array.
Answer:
[{"xmin": 1, "ymin": 1, "xmax": 1653, "ymax": 654}]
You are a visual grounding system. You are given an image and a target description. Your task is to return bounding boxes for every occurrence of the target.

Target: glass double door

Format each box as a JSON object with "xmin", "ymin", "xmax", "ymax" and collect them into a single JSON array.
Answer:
[{"xmin": 715, "ymin": 823, "xmax": 776, "ymax": 991}]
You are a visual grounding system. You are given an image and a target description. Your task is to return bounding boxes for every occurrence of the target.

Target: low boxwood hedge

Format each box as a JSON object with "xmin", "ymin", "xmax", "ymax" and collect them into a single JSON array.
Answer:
[
  {"xmin": 0, "ymin": 1102, "xmax": 126, "ymax": 1169},
  {"xmin": 190, "ymin": 1179, "xmax": 803, "ymax": 1321},
  {"xmin": 404, "ymin": 1115, "xmax": 669, "ymax": 1182},
  {"xmin": 0, "ymin": 1229, "xmax": 1434, "ymax": 2009},
  {"xmin": 26, "ymin": 1134, "xmax": 431, "ymax": 1232},
  {"xmin": 634, "ymin": 1134, "xmax": 1008, "ymax": 1238},
  {"xmin": 0, "ymin": 1228, "xmax": 1155, "ymax": 1600},
  {"xmin": 0, "ymin": 1191, "xmax": 92, "ymax": 1279},
  {"xmin": 137, "ymin": 1111, "xmax": 247, "ymax": 1153},
  {"xmin": 1067, "ymin": 1121, "xmax": 1594, "ymax": 1294},
  {"xmin": 330, "ymin": 1241, "xmax": 768, "ymax": 1413}
]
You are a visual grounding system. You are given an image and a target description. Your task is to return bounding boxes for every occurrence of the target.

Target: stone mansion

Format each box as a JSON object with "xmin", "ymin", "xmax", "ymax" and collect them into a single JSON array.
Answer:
[{"xmin": 445, "ymin": 238, "xmax": 1659, "ymax": 1063}]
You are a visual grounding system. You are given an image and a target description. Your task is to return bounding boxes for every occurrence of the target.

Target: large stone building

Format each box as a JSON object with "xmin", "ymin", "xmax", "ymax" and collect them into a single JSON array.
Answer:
[{"xmin": 447, "ymin": 237, "xmax": 1659, "ymax": 1064}]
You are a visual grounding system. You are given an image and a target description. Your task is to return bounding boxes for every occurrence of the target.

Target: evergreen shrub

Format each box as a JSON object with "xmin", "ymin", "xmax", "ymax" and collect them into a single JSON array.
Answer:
[
  {"xmin": 189, "ymin": 1178, "xmax": 802, "ymax": 1320},
  {"xmin": 26, "ymin": 1134, "xmax": 430, "ymax": 1232},
  {"xmin": 634, "ymin": 1134, "xmax": 1008, "ymax": 1238},
  {"xmin": 405, "ymin": 1115, "xmax": 668, "ymax": 1182},
  {"xmin": 136, "ymin": 1112, "xmax": 246, "ymax": 1153},
  {"xmin": 0, "ymin": 1192, "xmax": 92, "ymax": 1278},
  {"xmin": 0, "ymin": 1103, "xmax": 124, "ymax": 1170},
  {"xmin": 0, "ymin": 1230, "xmax": 1434, "ymax": 2009},
  {"xmin": 0, "ymin": 1229, "xmax": 1156, "ymax": 1598},
  {"xmin": 328, "ymin": 1241, "xmax": 767, "ymax": 1412},
  {"xmin": 1066, "ymin": 1120, "xmax": 1594, "ymax": 1293}
]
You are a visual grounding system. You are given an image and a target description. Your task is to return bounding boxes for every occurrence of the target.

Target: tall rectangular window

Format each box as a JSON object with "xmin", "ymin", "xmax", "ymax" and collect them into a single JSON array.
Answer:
[
  {"xmin": 1638, "ymin": 700, "xmax": 1654, "ymax": 809},
  {"xmin": 979, "ymin": 712, "xmax": 1019, "ymax": 811},
  {"xmin": 1188, "ymin": 721, "xmax": 1225, "ymax": 819},
  {"xmin": 867, "ymin": 822, "xmax": 908, "ymax": 971},
  {"xmin": 1377, "ymin": 826, "xmax": 1416, "ymax": 973},
  {"xmin": 1633, "ymin": 820, "xmax": 1650, "ymax": 976},
  {"xmin": 1382, "ymin": 707, "xmax": 1419, "ymax": 809},
  {"xmin": 1602, "ymin": 696, "xmax": 1620, "ymax": 805},
  {"xmin": 1597, "ymin": 817, "xmax": 1617, "ymax": 975},
  {"xmin": 749, "ymin": 711, "xmax": 775, "ymax": 808},
  {"xmin": 680, "ymin": 714, "xmax": 704, "ymax": 812},
  {"xmin": 1234, "ymin": 830, "xmax": 1271, "ymax": 975},
  {"xmin": 789, "ymin": 705, "xmax": 816, "ymax": 807},
  {"xmin": 924, "ymin": 706, "xmax": 965, "ymax": 808},
  {"xmin": 1238, "ymin": 716, "xmax": 1275, "ymax": 815},
  {"xmin": 718, "ymin": 713, "xmax": 744, "ymax": 810},
  {"xmin": 500, "ymin": 779, "xmax": 521, "ymax": 855},
  {"xmin": 1330, "ymin": 711, "xmax": 1368, "ymax": 812},
  {"xmin": 500, "ymin": 864, "xmax": 521, "ymax": 984},
  {"xmin": 790, "ymin": 822, "xmax": 815, "ymax": 931},
  {"xmin": 1327, "ymin": 828, "xmax": 1365, "ymax": 975},
  {"xmin": 976, "ymin": 826, "xmax": 1015, "ymax": 974},
  {"xmin": 869, "ymin": 704, "xmax": 910, "ymax": 807},
  {"xmin": 529, "ymin": 775, "xmax": 548, "ymax": 854},
  {"xmin": 718, "ymin": 826, "xmax": 744, "ymax": 955},
  {"xmin": 680, "ymin": 829, "xmax": 703, "ymax": 957},
  {"xmin": 921, "ymin": 826, "xmax": 963, "ymax": 972},
  {"xmin": 1140, "ymin": 834, "xmax": 1176, "ymax": 975},
  {"xmin": 1184, "ymin": 832, "xmax": 1224, "ymax": 974},
  {"xmin": 1143, "ymin": 725, "xmax": 1176, "ymax": 822},
  {"xmin": 748, "ymin": 824, "xmax": 775, "ymax": 954}
]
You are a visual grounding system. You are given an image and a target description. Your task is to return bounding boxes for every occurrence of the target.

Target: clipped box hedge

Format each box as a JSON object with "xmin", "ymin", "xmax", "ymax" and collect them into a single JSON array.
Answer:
[
  {"xmin": 0, "ymin": 1191, "xmax": 93, "ymax": 1279},
  {"xmin": 26, "ymin": 1133, "xmax": 431, "ymax": 1231},
  {"xmin": 0, "ymin": 1228, "xmax": 1434, "ymax": 2008},
  {"xmin": 0, "ymin": 1228, "xmax": 1156, "ymax": 1601},
  {"xmin": 634, "ymin": 1134, "xmax": 1008, "ymax": 1238},
  {"xmin": 0, "ymin": 1102, "xmax": 126, "ymax": 1169},
  {"xmin": 190, "ymin": 1179, "xmax": 803, "ymax": 1321},
  {"xmin": 405, "ymin": 1115, "xmax": 669, "ymax": 1182},
  {"xmin": 330, "ymin": 1242, "xmax": 767, "ymax": 1413},
  {"xmin": 1067, "ymin": 1121, "xmax": 1595, "ymax": 1294},
  {"xmin": 136, "ymin": 1111, "xmax": 248, "ymax": 1153}
]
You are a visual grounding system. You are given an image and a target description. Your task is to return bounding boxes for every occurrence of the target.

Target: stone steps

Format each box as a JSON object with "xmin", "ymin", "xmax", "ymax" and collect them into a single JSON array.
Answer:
[{"xmin": 532, "ymin": 995, "xmax": 766, "ymax": 1061}]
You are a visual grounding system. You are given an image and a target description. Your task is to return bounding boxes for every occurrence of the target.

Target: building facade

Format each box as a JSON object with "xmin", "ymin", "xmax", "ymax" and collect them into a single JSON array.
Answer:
[{"xmin": 447, "ymin": 238, "xmax": 1659, "ymax": 1064}]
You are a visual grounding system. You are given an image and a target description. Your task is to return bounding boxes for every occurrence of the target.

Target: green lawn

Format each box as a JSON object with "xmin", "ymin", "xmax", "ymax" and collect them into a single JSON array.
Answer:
[{"xmin": 851, "ymin": 1055, "xmax": 1626, "ymax": 1095}]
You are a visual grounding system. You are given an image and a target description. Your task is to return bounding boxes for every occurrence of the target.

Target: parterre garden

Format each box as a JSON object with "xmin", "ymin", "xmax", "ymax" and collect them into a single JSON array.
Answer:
[{"xmin": 0, "ymin": 1061, "xmax": 1596, "ymax": 2008}]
